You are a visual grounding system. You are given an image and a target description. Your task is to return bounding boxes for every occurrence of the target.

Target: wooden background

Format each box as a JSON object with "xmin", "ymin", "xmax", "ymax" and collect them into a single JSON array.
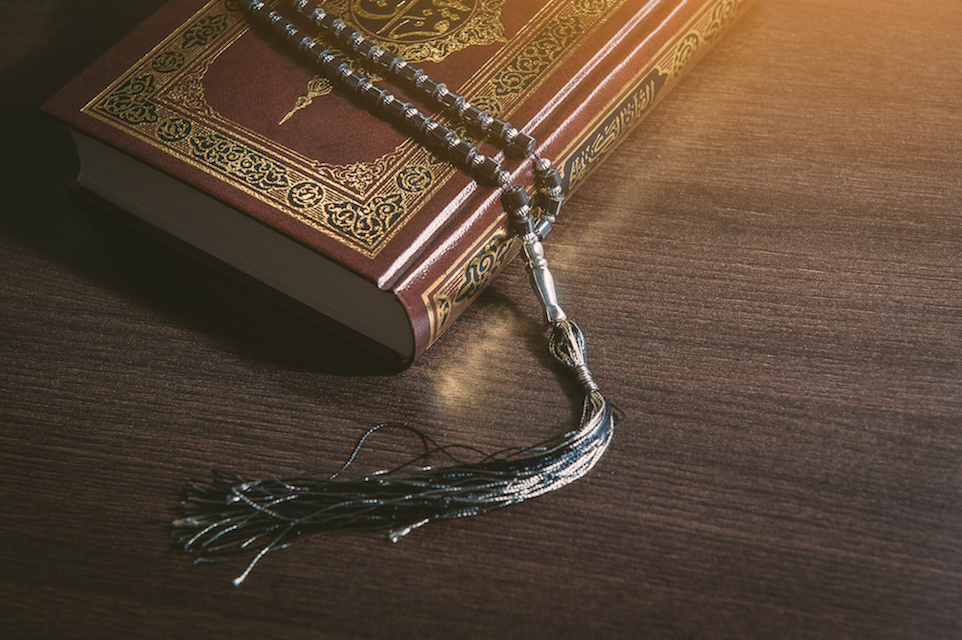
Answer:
[{"xmin": 2, "ymin": 0, "xmax": 960, "ymax": 637}]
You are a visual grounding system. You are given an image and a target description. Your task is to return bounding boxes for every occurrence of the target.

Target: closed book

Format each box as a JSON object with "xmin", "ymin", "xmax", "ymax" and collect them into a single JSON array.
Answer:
[{"xmin": 43, "ymin": 0, "xmax": 752, "ymax": 364}]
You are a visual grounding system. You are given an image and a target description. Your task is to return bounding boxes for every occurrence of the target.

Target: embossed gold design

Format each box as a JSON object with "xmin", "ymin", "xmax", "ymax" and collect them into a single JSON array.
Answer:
[
  {"xmin": 316, "ymin": 159, "xmax": 386, "ymax": 193},
  {"xmin": 280, "ymin": 75, "xmax": 334, "ymax": 125},
  {"xmin": 704, "ymin": 0, "xmax": 745, "ymax": 41},
  {"xmin": 322, "ymin": 0, "xmax": 505, "ymax": 63},
  {"xmin": 164, "ymin": 42, "xmax": 227, "ymax": 117},
  {"xmin": 565, "ymin": 68, "xmax": 667, "ymax": 188},
  {"xmin": 571, "ymin": 0, "xmax": 607, "ymax": 14},
  {"xmin": 280, "ymin": 56, "xmax": 383, "ymax": 125},
  {"xmin": 189, "ymin": 131, "xmax": 291, "ymax": 190},
  {"xmin": 467, "ymin": 94, "xmax": 502, "ymax": 117},
  {"xmin": 451, "ymin": 232, "xmax": 511, "ymax": 303},
  {"xmin": 157, "ymin": 117, "xmax": 194, "ymax": 142},
  {"xmin": 426, "ymin": 226, "xmax": 513, "ymax": 342},
  {"xmin": 673, "ymin": 32, "xmax": 700, "ymax": 77},
  {"xmin": 287, "ymin": 181, "xmax": 326, "ymax": 208},
  {"xmin": 351, "ymin": 0, "xmax": 475, "ymax": 41},
  {"xmin": 151, "ymin": 51, "xmax": 187, "ymax": 73},
  {"xmin": 432, "ymin": 296, "xmax": 453, "ymax": 331},
  {"xmin": 396, "ymin": 165, "xmax": 434, "ymax": 192},
  {"xmin": 96, "ymin": 74, "xmax": 160, "ymax": 125},
  {"xmin": 183, "ymin": 14, "xmax": 229, "ymax": 49},
  {"xmin": 325, "ymin": 193, "xmax": 405, "ymax": 247},
  {"xmin": 491, "ymin": 16, "xmax": 581, "ymax": 97}
]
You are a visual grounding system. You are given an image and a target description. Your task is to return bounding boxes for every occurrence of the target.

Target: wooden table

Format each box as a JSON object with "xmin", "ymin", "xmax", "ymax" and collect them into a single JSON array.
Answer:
[{"xmin": 2, "ymin": 1, "xmax": 959, "ymax": 637}]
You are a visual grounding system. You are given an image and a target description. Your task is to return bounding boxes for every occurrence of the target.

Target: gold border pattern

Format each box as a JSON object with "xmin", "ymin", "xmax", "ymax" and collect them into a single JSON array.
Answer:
[
  {"xmin": 423, "ymin": 222, "xmax": 515, "ymax": 345},
  {"xmin": 82, "ymin": 1, "xmax": 447, "ymax": 256}
]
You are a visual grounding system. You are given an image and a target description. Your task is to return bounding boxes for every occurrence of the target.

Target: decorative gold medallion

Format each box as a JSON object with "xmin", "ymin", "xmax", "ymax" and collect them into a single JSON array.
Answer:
[{"xmin": 336, "ymin": 0, "xmax": 506, "ymax": 62}]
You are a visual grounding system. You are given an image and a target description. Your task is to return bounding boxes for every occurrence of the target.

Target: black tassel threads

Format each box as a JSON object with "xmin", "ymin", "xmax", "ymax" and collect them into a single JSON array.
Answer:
[{"xmin": 173, "ymin": 322, "xmax": 616, "ymax": 585}]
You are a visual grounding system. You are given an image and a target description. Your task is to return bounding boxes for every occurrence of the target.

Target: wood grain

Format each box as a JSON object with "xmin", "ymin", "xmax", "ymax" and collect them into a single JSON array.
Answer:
[{"xmin": 1, "ymin": 0, "xmax": 960, "ymax": 638}]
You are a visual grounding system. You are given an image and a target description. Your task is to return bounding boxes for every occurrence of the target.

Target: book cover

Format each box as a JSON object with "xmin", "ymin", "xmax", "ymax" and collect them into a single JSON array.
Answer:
[{"xmin": 43, "ymin": 0, "xmax": 753, "ymax": 362}]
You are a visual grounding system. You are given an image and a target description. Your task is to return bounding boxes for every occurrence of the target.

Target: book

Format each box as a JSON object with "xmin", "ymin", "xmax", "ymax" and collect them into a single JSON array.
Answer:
[{"xmin": 43, "ymin": 0, "xmax": 753, "ymax": 365}]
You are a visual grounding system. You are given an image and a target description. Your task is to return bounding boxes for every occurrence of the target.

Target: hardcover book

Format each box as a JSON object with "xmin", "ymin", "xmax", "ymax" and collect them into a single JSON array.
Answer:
[{"xmin": 43, "ymin": 0, "xmax": 752, "ymax": 364}]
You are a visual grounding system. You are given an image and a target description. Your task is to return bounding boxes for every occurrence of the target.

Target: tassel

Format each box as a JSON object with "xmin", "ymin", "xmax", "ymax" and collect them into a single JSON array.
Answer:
[{"xmin": 172, "ymin": 320, "xmax": 616, "ymax": 585}]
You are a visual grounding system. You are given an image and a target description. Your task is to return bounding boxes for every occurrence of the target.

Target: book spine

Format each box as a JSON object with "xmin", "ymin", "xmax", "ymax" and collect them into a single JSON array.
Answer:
[{"xmin": 397, "ymin": 0, "xmax": 755, "ymax": 361}]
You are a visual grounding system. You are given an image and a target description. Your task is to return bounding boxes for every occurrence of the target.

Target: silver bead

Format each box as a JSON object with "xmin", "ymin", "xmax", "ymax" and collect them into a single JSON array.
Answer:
[{"xmin": 522, "ymin": 234, "xmax": 567, "ymax": 324}]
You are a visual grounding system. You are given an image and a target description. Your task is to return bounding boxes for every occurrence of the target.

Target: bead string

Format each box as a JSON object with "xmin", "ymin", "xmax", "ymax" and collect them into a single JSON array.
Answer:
[{"xmin": 244, "ymin": 0, "xmax": 563, "ymax": 246}]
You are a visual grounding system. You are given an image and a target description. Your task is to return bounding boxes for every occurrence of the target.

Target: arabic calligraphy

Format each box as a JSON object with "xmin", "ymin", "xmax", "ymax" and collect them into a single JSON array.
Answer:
[{"xmin": 351, "ymin": 0, "xmax": 477, "ymax": 43}]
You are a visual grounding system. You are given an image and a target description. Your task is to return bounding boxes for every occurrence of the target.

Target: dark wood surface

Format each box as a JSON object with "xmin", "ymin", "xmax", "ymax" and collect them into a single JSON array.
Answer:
[{"xmin": 2, "ymin": 1, "xmax": 960, "ymax": 637}]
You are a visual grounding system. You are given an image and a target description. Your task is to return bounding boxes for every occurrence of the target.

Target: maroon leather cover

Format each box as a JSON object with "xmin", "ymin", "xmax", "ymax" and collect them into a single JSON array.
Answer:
[{"xmin": 43, "ymin": 0, "xmax": 753, "ymax": 360}]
